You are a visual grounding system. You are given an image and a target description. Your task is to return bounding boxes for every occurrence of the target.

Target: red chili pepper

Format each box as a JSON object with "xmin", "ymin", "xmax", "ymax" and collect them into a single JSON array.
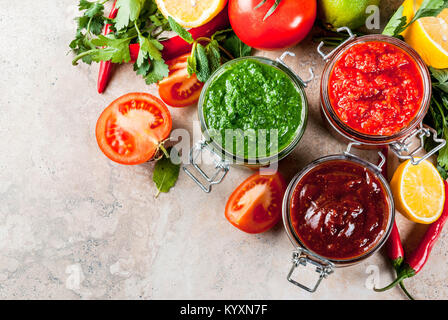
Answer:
[
  {"xmin": 375, "ymin": 179, "xmax": 448, "ymax": 293},
  {"xmin": 97, "ymin": 0, "xmax": 119, "ymax": 94},
  {"xmin": 379, "ymin": 147, "xmax": 414, "ymax": 299},
  {"xmin": 129, "ymin": 8, "xmax": 230, "ymax": 63}
]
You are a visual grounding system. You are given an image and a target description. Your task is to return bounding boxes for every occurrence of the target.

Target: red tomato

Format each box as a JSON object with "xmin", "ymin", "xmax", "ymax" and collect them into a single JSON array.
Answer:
[
  {"xmin": 228, "ymin": 0, "xmax": 317, "ymax": 50},
  {"xmin": 225, "ymin": 172, "xmax": 287, "ymax": 234},
  {"xmin": 96, "ymin": 93, "xmax": 172, "ymax": 165},
  {"xmin": 158, "ymin": 54, "xmax": 204, "ymax": 108}
]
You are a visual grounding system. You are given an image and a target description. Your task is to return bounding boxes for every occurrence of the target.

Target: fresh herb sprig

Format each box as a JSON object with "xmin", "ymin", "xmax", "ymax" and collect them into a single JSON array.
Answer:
[
  {"xmin": 70, "ymin": 0, "xmax": 171, "ymax": 84},
  {"xmin": 424, "ymin": 68, "xmax": 448, "ymax": 178},
  {"xmin": 383, "ymin": 0, "xmax": 448, "ymax": 38},
  {"xmin": 167, "ymin": 18, "xmax": 252, "ymax": 83}
]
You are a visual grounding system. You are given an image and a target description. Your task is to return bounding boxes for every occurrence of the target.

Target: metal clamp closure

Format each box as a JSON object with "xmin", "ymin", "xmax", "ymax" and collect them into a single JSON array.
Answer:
[
  {"xmin": 317, "ymin": 27, "xmax": 356, "ymax": 61},
  {"xmin": 183, "ymin": 141, "xmax": 230, "ymax": 193},
  {"xmin": 390, "ymin": 126, "xmax": 446, "ymax": 165},
  {"xmin": 276, "ymin": 51, "xmax": 314, "ymax": 88},
  {"xmin": 344, "ymin": 142, "xmax": 386, "ymax": 172},
  {"xmin": 287, "ymin": 248, "xmax": 334, "ymax": 293}
]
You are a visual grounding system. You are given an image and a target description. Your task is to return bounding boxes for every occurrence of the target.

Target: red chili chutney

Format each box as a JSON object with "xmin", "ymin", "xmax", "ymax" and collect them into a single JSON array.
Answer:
[
  {"xmin": 329, "ymin": 41, "xmax": 424, "ymax": 136},
  {"xmin": 290, "ymin": 160, "xmax": 390, "ymax": 260}
]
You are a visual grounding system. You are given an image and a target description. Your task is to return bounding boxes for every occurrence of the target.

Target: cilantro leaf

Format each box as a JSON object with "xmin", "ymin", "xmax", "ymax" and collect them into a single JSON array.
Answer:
[
  {"xmin": 382, "ymin": 5, "xmax": 407, "ymax": 37},
  {"xmin": 153, "ymin": 147, "xmax": 180, "ymax": 197},
  {"xmin": 411, "ymin": 0, "xmax": 448, "ymax": 22},
  {"xmin": 167, "ymin": 16, "xmax": 194, "ymax": 44},
  {"xmin": 383, "ymin": 0, "xmax": 448, "ymax": 37},
  {"xmin": 115, "ymin": 0, "xmax": 146, "ymax": 30},
  {"xmin": 431, "ymin": 67, "xmax": 448, "ymax": 93},
  {"xmin": 91, "ymin": 35, "xmax": 132, "ymax": 63},
  {"xmin": 140, "ymin": 59, "xmax": 169, "ymax": 84}
]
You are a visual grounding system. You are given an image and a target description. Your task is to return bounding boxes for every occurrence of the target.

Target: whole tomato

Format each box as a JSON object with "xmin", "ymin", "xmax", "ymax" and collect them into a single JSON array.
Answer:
[{"xmin": 228, "ymin": 0, "xmax": 317, "ymax": 50}]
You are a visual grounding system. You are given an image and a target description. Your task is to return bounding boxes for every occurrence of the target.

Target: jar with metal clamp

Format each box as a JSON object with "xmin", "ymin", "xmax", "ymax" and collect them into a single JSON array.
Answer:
[
  {"xmin": 317, "ymin": 27, "xmax": 445, "ymax": 165},
  {"xmin": 282, "ymin": 143, "xmax": 395, "ymax": 292},
  {"xmin": 184, "ymin": 53, "xmax": 313, "ymax": 192}
]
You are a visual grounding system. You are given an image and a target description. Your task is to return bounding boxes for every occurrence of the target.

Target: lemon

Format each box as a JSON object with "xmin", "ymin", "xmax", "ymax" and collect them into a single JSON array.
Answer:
[
  {"xmin": 402, "ymin": 0, "xmax": 448, "ymax": 69},
  {"xmin": 155, "ymin": 0, "xmax": 228, "ymax": 28},
  {"xmin": 390, "ymin": 159, "xmax": 445, "ymax": 224}
]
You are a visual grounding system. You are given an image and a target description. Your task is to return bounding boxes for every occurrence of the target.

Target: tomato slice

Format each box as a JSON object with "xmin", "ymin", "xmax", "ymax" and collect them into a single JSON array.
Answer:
[
  {"xmin": 96, "ymin": 93, "xmax": 172, "ymax": 165},
  {"xmin": 225, "ymin": 172, "xmax": 287, "ymax": 234},
  {"xmin": 158, "ymin": 54, "xmax": 204, "ymax": 108}
]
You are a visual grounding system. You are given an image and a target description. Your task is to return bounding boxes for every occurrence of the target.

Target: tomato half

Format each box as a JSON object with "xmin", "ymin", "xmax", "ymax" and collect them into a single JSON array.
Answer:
[
  {"xmin": 225, "ymin": 172, "xmax": 287, "ymax": 234},
  {"xmin": 158, "ymin": 54, "xmax": 204, "ymax": 108},
  {"xmin": 228, "ymin": 0, "xmax": 317, "ymax": 50},
  {"xmin": 96, "ymin": 93, "xmax": 172, "ymax": 165}
]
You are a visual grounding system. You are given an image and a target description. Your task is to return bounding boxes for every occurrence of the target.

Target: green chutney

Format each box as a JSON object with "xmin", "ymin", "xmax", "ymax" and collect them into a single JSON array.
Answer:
[{"xmin": 202, "ymin": 58, "xmax": 304, "ymax": 159}]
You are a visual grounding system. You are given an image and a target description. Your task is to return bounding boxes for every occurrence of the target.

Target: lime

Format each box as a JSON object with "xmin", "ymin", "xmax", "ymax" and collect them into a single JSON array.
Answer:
[{"xmin": 318, "ymin": 0, "xmax": 381, "ymax": 31}]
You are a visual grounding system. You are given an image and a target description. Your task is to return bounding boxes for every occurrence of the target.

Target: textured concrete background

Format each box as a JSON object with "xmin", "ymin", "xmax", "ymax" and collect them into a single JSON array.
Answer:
[{"xmin": 0, "ymin": 0, "xmax": 446, "ymax": 299}]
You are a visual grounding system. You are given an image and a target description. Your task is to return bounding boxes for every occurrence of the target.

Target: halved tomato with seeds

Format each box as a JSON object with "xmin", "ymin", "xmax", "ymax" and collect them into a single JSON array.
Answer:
[
  {"xmin": 95, "ymin": 93, "xmax": 172, "ymax": 165},
  {"xmin": 158, "ymin": 53, "xmax": 204, "ymax": 108},
  {"xmin": 225, "ymin": 172, "xmax": 286, "ymax": 234}
]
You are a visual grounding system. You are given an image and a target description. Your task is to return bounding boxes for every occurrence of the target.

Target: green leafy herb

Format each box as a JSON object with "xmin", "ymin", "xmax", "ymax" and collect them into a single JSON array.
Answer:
[
  {"xmin": 115, "ymin": 0, "xmax": 146, "ymax": 30},
  {"xmin": 221, "ymin": 33, "xmax": 252, "ymax": 59},
  {"xmin": 167, "ymin": 17, "xmax": 194, "ymax": 44},
  {"xmin": 70, "ymin": 0, "xmax": 250, "ymax": 86},
  {"xmin": 153, "ymin": 147, "xmax": 181, "ymax": 197},
  {"xmin": 424, "ymin": 68, "xmax": 448, "ymax": 179},
  {"xmin": 169, "ymin": 24, "xmax": 252, "ymax": 82},
  {"xmin": 383, "ymin": 0, "xmax": 448, "ymax": 37}
]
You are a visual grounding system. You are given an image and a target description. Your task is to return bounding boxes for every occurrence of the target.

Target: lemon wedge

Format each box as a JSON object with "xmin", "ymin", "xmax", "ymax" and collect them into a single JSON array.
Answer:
[
  {"xmin": 156, "ymin": 0, "xmax": 228, "ymax": 28},
  {"xmin": 402, "ymin": 0, "xmax": 448, "ymax": 69},
  {"xmin": 390, "ymin": 158, "xmax": 445, "ymax": 224}
]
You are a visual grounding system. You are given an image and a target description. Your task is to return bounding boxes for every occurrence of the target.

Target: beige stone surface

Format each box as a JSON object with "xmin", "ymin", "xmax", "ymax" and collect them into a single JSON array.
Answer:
[{"xmin": 0, "ymin": 0, "xmax": 446, "ymax": 300}]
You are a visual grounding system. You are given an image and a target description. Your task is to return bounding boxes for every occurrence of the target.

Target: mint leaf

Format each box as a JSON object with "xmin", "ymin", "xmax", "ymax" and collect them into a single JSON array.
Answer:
[
  {"xmin": 205, "ymin": 40, "xmax": 221, "ymax": 74},
  {"xmin": 153, "ymin": 147, "xmax": 180, "ymax": 197},
  {"xmin": 115, "ymin": 0, "xmax": 146, "ymax": 30},
  {"xmin": 221, "ymin": 32, "xmax": 252, "ymax": 58},
  {"xmin": 194, "ymin": 43, "xmax": 211, "ymax": 82},
  {"xmin": 168, "ymin": 16, "xmax": 194, "ymax": 44}
]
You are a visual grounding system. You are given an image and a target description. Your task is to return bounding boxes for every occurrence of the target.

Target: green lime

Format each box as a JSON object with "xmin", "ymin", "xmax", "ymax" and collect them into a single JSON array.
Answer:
[{"xmin": 318, "ymin": 0, "xmax": 381, "ymax": 31}]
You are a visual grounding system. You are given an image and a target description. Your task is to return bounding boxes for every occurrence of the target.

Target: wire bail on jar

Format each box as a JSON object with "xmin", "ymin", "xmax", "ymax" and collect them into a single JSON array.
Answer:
[
  {"xmin": 184, "ymin": 54, "xmax": 312, "ymax": 193},
  {"xmin": 287, "ymin": 248, "xmax": 334, "ymax": 293}
]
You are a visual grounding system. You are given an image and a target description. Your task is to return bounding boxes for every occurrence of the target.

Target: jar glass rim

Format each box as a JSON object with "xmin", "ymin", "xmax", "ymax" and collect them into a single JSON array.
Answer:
[
  {"xmin": 320, "ymin": 34, "xmax": 432, "ymax": 145},
  {"xmin": 197, "ymin": 56, "xmax": 308, "ymax": 165},
  {"xmin": 282, "ymin": 154, "xmax": 395, "ymax": 266}
]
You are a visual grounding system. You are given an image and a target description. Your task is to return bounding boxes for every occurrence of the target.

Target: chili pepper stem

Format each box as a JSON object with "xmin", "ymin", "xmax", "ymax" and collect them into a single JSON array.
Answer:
[
  {"xmin": 399, "ymin": 281, "xmax": 415, "ymax": 300},
  {"xmin": 374, "ymin": 266, "xmax": 415, "ymax": 292}
]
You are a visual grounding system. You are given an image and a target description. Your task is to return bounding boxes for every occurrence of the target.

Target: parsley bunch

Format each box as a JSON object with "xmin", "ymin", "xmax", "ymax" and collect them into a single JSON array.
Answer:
[{"xmin": 70, "ymin": 0, "xmax": 171, "ymax": 84}]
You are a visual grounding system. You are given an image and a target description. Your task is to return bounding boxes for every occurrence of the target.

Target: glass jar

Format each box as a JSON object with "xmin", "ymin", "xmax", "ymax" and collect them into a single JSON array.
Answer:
[
  {"xmin": 282, "ymin": 144, "xmax": 395, "ymax": 292},
  {"xmin": 317, "ymin": 28, "xmax": 445, "ymax": 165},
  {"xmin": 184, "ymin": 53, "xmax": 313, "ymax": 192}
]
